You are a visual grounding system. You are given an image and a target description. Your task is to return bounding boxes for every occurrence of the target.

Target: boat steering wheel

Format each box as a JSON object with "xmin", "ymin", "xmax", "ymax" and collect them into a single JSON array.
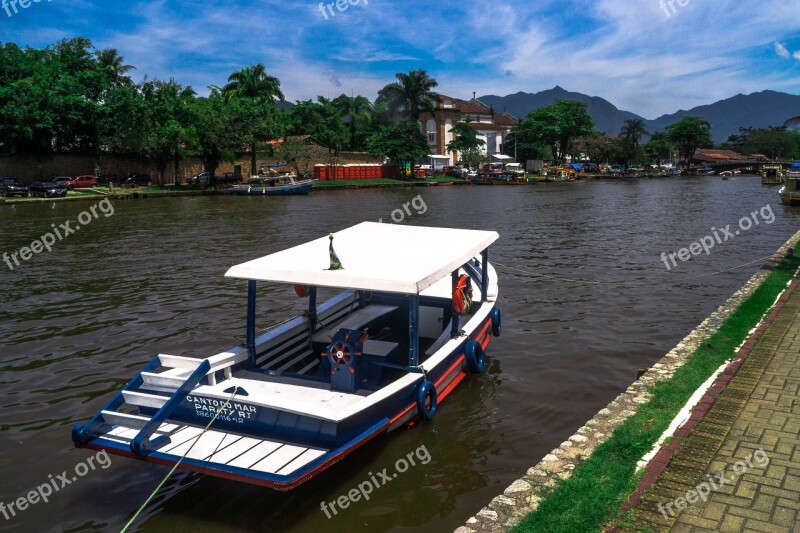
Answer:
[
  {"xmin": 327, "ymin": 341, "xmax": 355, "ymax": 366},
  {"xmin": 322, "ymin": 329, "xmax": 365, "ymax": 374}
]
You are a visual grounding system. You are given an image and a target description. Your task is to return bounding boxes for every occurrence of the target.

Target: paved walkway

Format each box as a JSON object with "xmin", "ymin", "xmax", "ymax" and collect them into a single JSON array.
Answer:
[{"xmin": 628, "ymin": 278, "xmax": 800, "ymax": 532}]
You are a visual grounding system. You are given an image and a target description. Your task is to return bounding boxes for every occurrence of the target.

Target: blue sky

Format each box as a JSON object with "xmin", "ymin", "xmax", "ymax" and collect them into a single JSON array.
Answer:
[{"xmin": 2, "ymin": 0, "xmax": 800, "ymax": 118}]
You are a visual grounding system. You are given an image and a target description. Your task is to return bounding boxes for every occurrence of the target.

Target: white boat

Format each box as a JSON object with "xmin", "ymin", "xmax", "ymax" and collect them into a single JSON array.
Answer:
[
  {"xmin": 228, "ymin": 175, "xmax": 315, "ymax": 196},
  {"xmin": 72, "ymin": 222, "xmax": 501, "ymax": 490},
  {"xmin": 693, "ymin": 166, "xmax": 715, "ymax": 176}
]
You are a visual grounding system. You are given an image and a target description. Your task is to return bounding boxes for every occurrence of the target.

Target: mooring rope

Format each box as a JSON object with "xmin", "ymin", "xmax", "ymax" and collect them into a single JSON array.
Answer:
[
  {"xmin": 493, "ymin": 254, "xmax": 776, "ymax": 287},
  {"xmin": 120, "ymin": 386, "xmax": 239, "ymax": 533}
]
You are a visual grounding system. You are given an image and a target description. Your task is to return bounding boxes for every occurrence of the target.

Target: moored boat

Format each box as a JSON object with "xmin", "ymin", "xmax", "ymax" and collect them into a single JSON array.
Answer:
[
  {"xmin": 228, "ymin": 175, "xmax": 315, "ymax": 196},
  {"xmin": 761, "ymin": 164, "xmax": 784, "ymax": 185},
  {"xmin": 72, "ymin": 222, "xmax": 501, "ymax": 491},
  {"xmin": 780, "ymin": 174, "xmax": 800, "ymax": 205},
  {"xmin": 693, "ymin": 166, "xmax": 715, "ymax": 176}
]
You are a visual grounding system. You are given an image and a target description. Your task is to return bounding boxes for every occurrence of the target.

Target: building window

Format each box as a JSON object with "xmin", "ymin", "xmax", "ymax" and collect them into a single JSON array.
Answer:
[{"xmin": 428, "ymin": 131, "xmax": 436, "ymax": 145}]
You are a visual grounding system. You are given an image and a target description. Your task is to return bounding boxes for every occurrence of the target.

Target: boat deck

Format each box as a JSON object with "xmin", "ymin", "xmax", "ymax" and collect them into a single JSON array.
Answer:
[{"xmin": 101, "ymin": 421, "xmax": 328, "ymax": 477}]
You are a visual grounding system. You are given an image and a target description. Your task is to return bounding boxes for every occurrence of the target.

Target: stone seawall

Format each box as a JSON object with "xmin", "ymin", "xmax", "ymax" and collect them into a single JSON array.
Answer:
[{"xmin": 457, "ymin": 229, "xmax": 800, "ymax": 532}]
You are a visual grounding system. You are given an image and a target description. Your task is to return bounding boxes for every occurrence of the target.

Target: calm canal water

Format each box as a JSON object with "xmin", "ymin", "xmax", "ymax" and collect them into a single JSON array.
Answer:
[{"xmin": 1, "ymin": 176, "xmax": 798, "ymax": 532}]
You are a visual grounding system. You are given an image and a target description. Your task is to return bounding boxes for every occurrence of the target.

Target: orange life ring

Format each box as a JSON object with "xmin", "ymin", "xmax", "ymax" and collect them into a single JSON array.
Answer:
[
  {"xmin": 452, "ymin": 274, "xmax": 473, "ymax": 316},
  {"xmin": 294, "ymin": 284, "xmax": 310, "ymax": 297}
]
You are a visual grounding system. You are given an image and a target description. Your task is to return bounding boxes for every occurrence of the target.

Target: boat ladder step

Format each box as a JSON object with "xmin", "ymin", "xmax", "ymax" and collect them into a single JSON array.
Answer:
[
  {"xmin": 122, "ymin": 390, "xmax": 168, "ymax": 409},
  {"xmin": 101, "ymin": 410, "xmax": 151, "ymax": 430},
  {"xmin": 140, "ymin": 368, "xmax": 193, "ymax": 391}
]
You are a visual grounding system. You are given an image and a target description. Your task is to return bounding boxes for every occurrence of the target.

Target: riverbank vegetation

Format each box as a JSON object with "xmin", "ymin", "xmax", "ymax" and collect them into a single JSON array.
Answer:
[
  {"xmin": 512, "ymin": 244, "xmax": 800, "ymax": 532},
  {"xmin": 3, "ymin": 38, "xmax": 799, "ymax": 184}
]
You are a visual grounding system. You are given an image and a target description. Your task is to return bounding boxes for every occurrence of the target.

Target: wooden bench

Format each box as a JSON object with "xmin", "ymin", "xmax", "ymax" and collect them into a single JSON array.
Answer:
[
  {"xmin": 312, "ymin": 304, "xmax": 399, "ymax": 343},
  {"xmin": 362, "ymin": 340, "xmax": 398, "ymax": 358}
]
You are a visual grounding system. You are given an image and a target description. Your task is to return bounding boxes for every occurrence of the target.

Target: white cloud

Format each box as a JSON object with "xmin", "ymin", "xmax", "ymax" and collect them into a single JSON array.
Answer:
[
  {"xmin": 775, "ymin": 42, "xmax": 791, "ymax": 59},
  {"xmin": 16, "ymin": 0, "xmax": 800, "ymax": 118}
]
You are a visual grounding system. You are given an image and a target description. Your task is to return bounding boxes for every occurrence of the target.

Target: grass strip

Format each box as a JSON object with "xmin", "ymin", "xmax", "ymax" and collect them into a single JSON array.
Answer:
[{"xmin": 513, "ymin": 244, "xmax": 800, "ymax": 533}]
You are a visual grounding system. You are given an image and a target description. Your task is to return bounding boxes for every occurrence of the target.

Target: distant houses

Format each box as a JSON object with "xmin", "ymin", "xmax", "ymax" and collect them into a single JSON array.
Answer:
[{"xmin": 418, "ymin": 94, "xmax": 519, "ymax": 166}]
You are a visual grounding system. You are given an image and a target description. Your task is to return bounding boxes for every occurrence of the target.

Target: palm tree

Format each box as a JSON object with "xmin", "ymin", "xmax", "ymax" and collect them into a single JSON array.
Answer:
[
  {"xmin": 620, "ymin": 118, "xmax": 649, "ymax": 151},
  {"xmin": 223, "ymin": 64, "xmax": 284, "ymax": 103},
  {"xmin": 223, "ymin": 64, "xmax": 284, "ymax": 174},
  {"xmin": 96, "ymin": 48, "xmax": 135, "ymax": 86},
  {"xmin": 376, "ymin": 69, "xmax": 440, "ymax": 121},
  {"xmin": 332, "ymin": 94, "xmax": 372, "ymax": 151}
]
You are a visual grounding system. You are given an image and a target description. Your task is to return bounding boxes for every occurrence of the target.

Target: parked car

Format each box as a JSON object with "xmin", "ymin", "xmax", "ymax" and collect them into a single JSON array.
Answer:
[
  {"xmin": 0, "ymin": 177, "xmax": 29, "ymax": 197},
  {"xmin": 29, "ymin": 181, "xmax": 68, "ymax": 198},
  {"xmin": 52, "ymin": 176, "xmax": 74, "ymax": 190},
  {"xmin": 445, "ymin": 169, "xmax": 465, "ymax": 179},
  {"xmin": 68, "ymin": 175, "xmax": 99, "ymax": 188},
  {"xmin": 188, "ymin": 171, "xmax": 209, "ymax": 185},
  {"xmin": 122, "ymin": 173, "xmax": 151, "ymax": 187}
]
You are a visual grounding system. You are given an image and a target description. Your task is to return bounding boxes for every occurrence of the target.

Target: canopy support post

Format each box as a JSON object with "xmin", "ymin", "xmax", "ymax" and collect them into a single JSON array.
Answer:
[
  {"xmin": 308, "ymin": 286, "xmax": 318, "ymax": 330},
  {"xmin": 246, "ymin": 280, "xmax": 257, "ymax": 366},
  {"xmin": 450, "ymin": 271, "xmax": 460, "ymax": 338},
  {"xmin": 409, "ymin": 295, "xmax": 420, "ymax": 366},
  {"xmin": 481, "ymin": 249, "xmax": 489, "ymax": 302}
]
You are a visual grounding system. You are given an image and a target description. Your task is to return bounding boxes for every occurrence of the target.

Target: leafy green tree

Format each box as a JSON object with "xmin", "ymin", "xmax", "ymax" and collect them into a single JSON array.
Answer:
[
  {"xmin": 277, "ymin": 135, "xmax": 316, "ymax": 177},
  {"xmin": 48, "ymin": 38, "xmax": 105, "ymax": 153},
  {"xmin": 376, "ymin": 69, "xmax": 439, "ymax": 120},
  {"xmin": 642, "ymin": 132, "xmax": 673, "ymax": 166},
  {"xmin": 446, "ymin": 120, "xmax": 485, "ymax": 168},
  {"xmin": 140, "ymin": 79, "xmax": 197, "ymax": 186},
  {"xmin": 575, "ymin": 134, "xmax": 618, "ymax": 164},
  {"xmin": 193, "ymin": 88, "xmax": 238, "ymax": 184},
  {"xmin": 0, "ymin": 43, "xmax": 54, "ymax": 154},
  {"xmin": 284, "ymin": 98, "xmax": 349, "ymax": 176},
  {"xmin": 99, "ymin": 84, "xmax": 150, "ymax": 157},
  {"xmin": 725, "ymin": 126, "xmax": 800, "ymax": 159},
  {"xmin": 367, "ymin": 119, "xmax": 430, "ymax": 173},
  {"xmin": 223, "ymin": 64, "xmax": 284, "ymax": 174},
  {"xmin": 446, "ymin": 120, "xmax": 484, "ymax": 153},
  {"xmin": 515, "ymin": 100, "xmax": 595, "ymax": 162},
  {"xmin": 664, "ymin": 116, "xmax": 713, "ymax": 169},
  {"xmin": 509, "ymin": 128, "xmax": 551, "ymax": 162}
]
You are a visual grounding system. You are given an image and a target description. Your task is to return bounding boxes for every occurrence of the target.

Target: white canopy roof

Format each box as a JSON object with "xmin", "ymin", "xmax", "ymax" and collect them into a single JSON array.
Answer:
[{"xmin": 225, "ymin": 222, "xmax": 499, "ymax": 294}]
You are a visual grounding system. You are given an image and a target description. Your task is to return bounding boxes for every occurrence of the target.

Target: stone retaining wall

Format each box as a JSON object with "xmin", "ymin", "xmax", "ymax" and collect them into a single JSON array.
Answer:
[
  {"xmin": 456, "ymin": 229, "xmax": 800, "ymax": 532},
  {"xmin": 0, "ymin": 151, "xmax": 380, "ymax": 184}
]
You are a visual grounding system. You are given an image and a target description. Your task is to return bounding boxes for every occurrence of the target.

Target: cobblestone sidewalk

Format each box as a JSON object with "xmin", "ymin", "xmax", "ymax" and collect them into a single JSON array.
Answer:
[{"xmin": 628, "ymin": 278, "xmax": 800, "ymax": 532}]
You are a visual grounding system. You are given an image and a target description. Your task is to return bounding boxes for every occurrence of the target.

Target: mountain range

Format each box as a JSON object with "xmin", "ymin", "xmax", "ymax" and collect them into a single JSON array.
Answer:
[{"xmin": 479, "ymin": 87, "xmax": 800, "ymax": 144}]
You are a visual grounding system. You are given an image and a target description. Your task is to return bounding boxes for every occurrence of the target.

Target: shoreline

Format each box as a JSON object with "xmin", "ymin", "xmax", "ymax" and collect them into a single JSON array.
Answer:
[
  {"xmin": 1, "ymin": 174, "xmax": 760, "ymax": 205},
  {"xmin": 0, "ymin": 178, "xmax": 467, "ymax": 205},
  {"xmin": 457, "ymin": 229, "xmax": 800, "ymax": 532}
]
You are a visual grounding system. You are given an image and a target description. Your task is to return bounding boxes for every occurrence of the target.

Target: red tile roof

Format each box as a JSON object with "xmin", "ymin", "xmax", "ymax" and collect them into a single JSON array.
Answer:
[
  {"xmin": 692, "ymin": 149, "xmax": 749, "ymax": 162},
  {"xmin": 456, "ymin": 98, "xmax": 492, "ymax": 114}
]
